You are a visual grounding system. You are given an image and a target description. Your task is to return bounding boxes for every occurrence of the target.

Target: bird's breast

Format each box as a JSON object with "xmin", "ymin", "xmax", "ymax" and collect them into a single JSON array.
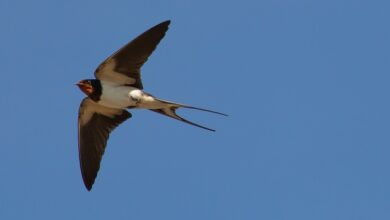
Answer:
[{"xmin": 98, "ymin": 82, "xmax": 138, "ymax": 109}]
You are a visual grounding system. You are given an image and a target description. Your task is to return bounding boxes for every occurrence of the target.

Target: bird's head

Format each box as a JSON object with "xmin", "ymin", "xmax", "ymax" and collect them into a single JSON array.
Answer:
[{"xmin": 76, "ymin": 79, "xmax": 95, "ymax": 96}]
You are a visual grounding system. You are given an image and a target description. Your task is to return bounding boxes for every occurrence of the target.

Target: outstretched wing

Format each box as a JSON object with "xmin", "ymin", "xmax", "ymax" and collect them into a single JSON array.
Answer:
[
  {"xmin": 94, "ymin": 20, "xmax": 171, "ymax": 89},
  {"xmin": 78, "ymin": 98, "xmax": 131, "ymax": 190}
]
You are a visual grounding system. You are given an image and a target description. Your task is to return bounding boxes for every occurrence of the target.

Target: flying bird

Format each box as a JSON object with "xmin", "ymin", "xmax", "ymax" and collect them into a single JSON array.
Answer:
[{"xmin": 76, "ymin": 20, "xmax": 227, "ymax": 191}]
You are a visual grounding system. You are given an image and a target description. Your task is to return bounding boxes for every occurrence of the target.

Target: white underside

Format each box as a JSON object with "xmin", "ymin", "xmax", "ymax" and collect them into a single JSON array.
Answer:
[{"xmin": 98, "ymin": 81, "xmax": 167, "ymax": 109}]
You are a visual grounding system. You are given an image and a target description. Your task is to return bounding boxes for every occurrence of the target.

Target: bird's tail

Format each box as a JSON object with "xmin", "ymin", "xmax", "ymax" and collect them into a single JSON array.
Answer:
[{"xmin": 150, "ymin": 98, "xmax": 227, "ymax": 132}]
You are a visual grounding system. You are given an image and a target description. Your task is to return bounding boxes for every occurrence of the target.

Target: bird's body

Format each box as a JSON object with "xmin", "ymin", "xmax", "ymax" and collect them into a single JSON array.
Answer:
[
  {"xmin": 84, "ymin": 79, "xmax": 169, "ymax": 110},
  {"xmin": 99, "ymin": 80, "xmax": 139, "ymax": 108},
  {"xmin": 76, "ymin": 20, "xmax": 226, "ymax": 191}
]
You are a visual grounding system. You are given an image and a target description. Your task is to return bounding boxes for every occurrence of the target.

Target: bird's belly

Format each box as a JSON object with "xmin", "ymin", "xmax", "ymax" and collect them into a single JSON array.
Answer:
[
  {"xmin": 99, "ymin": 84, "xmax": 137, "ymax": 109},
  {"xmin": 137, "ymin": 96, "xmax": 166, "ymax": 109}
]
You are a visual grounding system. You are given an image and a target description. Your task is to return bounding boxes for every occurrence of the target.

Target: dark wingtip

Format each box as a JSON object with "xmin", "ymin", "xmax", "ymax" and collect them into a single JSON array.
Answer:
[
  {"xmin": 159, "ymin": 20, "xmax": 171, "ymax": 28},
  {"xmin": 82, "ymin": 176, "xmax": 94, "ymax": 191},
  {"xmin": 84, "ymin": 181, "xmax": 93, "ymax": 191}
]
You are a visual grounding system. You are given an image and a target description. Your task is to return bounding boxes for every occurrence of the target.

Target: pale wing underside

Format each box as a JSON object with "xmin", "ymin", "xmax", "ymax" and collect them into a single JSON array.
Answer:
[{"xmin": 94, "ymin": 20, "xmax": 171, "ymax": 89}]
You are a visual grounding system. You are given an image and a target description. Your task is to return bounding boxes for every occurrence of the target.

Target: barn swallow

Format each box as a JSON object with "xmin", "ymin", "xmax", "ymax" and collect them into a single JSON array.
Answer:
[{"xmin": 76, "ymin": 20, "xmax": 227, "ymax": 191}]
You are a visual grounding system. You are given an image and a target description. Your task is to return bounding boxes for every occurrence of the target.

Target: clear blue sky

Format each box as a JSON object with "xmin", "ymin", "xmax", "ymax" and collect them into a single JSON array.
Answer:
[{"xmin": 1, "ymin": 0, "xmax": 390, "ymax": 219}]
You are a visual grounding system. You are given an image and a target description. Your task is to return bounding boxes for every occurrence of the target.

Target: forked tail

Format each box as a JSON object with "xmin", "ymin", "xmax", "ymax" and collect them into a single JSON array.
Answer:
[{"xmin": 150, "ymin": 98, "xmax": 227, "ymax": 132}]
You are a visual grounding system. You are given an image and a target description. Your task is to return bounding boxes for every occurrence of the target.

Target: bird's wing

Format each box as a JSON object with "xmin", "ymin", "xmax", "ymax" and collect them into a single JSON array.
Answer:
[
  {"xmin": 94, "ymin": 20, "xmax": 171, "ymax": 89},
  {"xmin": 78, "ymin": 98, "xmax": 131, "ymax": 190}
]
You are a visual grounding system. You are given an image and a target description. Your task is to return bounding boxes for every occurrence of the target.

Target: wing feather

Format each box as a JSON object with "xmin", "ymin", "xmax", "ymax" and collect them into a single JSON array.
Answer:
[
  {"xmin": 94, "ymin": 20, "xmax": 171, "ymax": 89},
  {"xmin": 78, "ymin": 98, "xmax": 131, "ymax": 190}
]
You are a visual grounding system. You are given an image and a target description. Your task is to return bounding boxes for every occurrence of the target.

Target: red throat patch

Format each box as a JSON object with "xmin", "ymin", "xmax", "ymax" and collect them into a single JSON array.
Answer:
[{"xmin": 77, "ymin": 83, "xmax": 94, "ymax": 96}]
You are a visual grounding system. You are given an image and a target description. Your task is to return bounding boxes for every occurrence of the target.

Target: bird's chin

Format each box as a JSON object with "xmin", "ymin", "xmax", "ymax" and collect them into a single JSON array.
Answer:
[{"xmin": 77, "ymin": 84, "xmax": 94, "ymax": 96}]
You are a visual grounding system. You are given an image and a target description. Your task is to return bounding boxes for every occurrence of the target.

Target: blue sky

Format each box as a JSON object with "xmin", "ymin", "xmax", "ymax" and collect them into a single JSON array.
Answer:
[{"xmin": 1, "ymin": 0, "xmax": 390, "ymax": 219}]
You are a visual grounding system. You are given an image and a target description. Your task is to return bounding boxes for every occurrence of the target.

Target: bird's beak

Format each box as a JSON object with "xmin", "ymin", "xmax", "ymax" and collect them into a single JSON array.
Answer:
[{"xmin": 76, "ymin": 82, "xmax": 88, "ymax": 90}]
